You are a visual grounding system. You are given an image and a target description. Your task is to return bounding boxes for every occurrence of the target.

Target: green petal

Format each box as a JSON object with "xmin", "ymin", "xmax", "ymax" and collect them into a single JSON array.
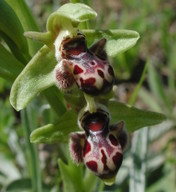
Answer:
[
  {"xmin": 108, "ymin": 101, "xmax": 166, "ymax": 132},
  {"xmin": 30, "ymin": 110, "xmax": 78, "ymax": 143},
  {"xmin": 10, "ymin": 45, "xmax": 56, "ymax": 111},
  {"xmin": 83, "ymin": 29, "xmax": 140, "ymax": 57}
]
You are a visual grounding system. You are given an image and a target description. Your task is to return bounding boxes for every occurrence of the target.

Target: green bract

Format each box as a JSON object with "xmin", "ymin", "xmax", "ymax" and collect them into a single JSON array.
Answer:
[
  {"xmin": 10, "ymin": 46, "xmax": 56, "ymax": 111},
  {"xmin": 108, "ymin": 101, "xmax": 166, "ymax": 132},
  {"xmin": 30, "ymin": 101, "xmax": 166, "ymax": 144},
  {"xmin": 30, "ymin": 110, "xmax": 78, "ymax": 143}
]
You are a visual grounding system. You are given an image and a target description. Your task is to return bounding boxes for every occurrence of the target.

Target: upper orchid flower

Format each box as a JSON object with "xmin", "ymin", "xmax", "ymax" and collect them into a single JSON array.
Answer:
[
  {"xmin": 9, "ymin": 3, "xmax": 140, "ymax": 112},
  {"xmin": 54, "ymin": 32, "xmax": 115, "ymax": 95}
]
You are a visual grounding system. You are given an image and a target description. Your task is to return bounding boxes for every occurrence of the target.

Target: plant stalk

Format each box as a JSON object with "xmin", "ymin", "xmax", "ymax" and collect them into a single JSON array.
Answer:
[
  {"xmin": 84, "ymin": 93, "xmax": 97, "ymax": 113},
  {"xmin": 21, "ymin": 107, "xmax": 42, "ymax": 192}
]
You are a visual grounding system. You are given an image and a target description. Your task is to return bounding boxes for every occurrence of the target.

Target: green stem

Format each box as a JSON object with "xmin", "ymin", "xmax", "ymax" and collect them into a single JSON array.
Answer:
[
  {"xmin": 21, "ymin": 107, "xmax": 42, "ymax": 192},
  {"xmin": 84, "ymin": 93, "xmax": 97, "ymax": 113}
]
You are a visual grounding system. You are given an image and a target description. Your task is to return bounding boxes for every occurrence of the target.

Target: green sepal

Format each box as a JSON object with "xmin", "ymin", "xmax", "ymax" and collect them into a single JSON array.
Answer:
[
  {"xmin": 108, "ymin": 101, "xmax": 166, "ymax": 132},
  {"xmin": 30, "ymin": 110, "xmax": 78, "ymax": 143},
  {"xmin": 10, "ymin": 45, "xmax": 56, "ymax": 111},
  {"xmin": 83, "ymin": 29, "xmax": 140, "ymax": 57},
  {"xmin": 24, "ymin": 3, "xmax": 97, "ymax": 46},
  {"xmin": 47, "ymin": 3, "xmax": 97, "ymax": 32}
]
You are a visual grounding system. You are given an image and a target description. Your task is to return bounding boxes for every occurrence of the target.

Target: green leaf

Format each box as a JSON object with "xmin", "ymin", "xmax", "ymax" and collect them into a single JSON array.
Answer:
[
  {"xmin": 6, "ymin": 0, "xmax": 41, "ymax": 55},
  {"xmin": 2, "ymin": 178, "xmax": 51, "ymax": 192},
  {"xmin": 3, "ymin": 178, "xmax": 32, "ymax": 192},
  {"xmin": 58, "ymin": 159, "xmax": 85, "ymax": 192},
  {"xmin": 130, "ymin": 127, "xmax": 149, "ymax": 192},
  {"xmin": 108, "ymin": 101, "xmax": 166, "ymax": 132},
  {"xmin": 21, "ymin": 107, "xmax": 42, "ymax": 192},
  {"xmin": 83, "ymin": 29, "xmax": 140, "ymax": 57},
  {"xmin": 43, "ymin": 86, "xmax": 67, "ymax": 117},
  {"xmin": 146, "ymin": 164, "xmax": 175, "ymax": 192},
  {"xmin": 30, "ymin": 110, "xmax": 78, "ymax": 143},
  {"xmin": 84, "ymin": 169, "xmax": 98, "ymax": 192},
  {"xmin": 0, "ymin": 44, "xmax": 24, "ymax": 81},
  {"xmin": 138, "ymin": 88, "xmax": 162, "ymax": 112},
  {"xmin": 0, "ymin": 154, "xmax": 20, "ymax": 181},
  {"xmin": 47, "ymin": 3, "xmax": 97, "ymax": 32},
  {"xmin": 10, "ymin": 45, "xmax": 56, "ymax": 111},
  {"xmin": 0, "ymin": 31, "xmax": 30, "ymax": 63},
  {"xmin": 0, "ymin": 1, "xmax": 28, "ymax": 54},
  {"xmin": 148, "ymin": 62, "xmax": 172, "ymax": 114}
]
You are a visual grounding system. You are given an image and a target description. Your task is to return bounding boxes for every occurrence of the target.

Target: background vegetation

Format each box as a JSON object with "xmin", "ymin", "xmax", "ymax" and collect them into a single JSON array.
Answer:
[{"xmin": 0, "ymin": 0, "xmax": 176, "ymax": 191}]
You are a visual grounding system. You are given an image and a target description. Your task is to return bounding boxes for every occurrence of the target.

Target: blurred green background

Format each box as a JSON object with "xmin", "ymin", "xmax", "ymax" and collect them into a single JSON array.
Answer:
[{"xmin": 0, "ymin": 0, "xmax": 176, "ymax": 191}]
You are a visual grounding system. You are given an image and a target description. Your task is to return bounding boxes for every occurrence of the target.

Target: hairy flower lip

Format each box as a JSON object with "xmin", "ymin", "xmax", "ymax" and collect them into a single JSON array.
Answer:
[{"xmin": 54, "ymin": 60, "xmax": 75, "ymax": 90}]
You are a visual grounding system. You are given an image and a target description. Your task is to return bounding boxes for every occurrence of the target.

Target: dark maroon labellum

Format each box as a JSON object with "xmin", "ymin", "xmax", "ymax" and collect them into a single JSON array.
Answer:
[
  {"xmin": 70, "ymin": 107, "xmax": 127, "ymax": 183},
  {"xmin": 56, "ymin": 33, "xmax": 115, "ymax": 95}
]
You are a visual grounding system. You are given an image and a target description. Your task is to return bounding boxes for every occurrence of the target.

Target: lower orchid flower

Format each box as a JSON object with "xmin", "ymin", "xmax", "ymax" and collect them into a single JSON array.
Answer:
[{"xmin": 69, "ymin": 105, "xmax": 127, "ymax": 185}]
